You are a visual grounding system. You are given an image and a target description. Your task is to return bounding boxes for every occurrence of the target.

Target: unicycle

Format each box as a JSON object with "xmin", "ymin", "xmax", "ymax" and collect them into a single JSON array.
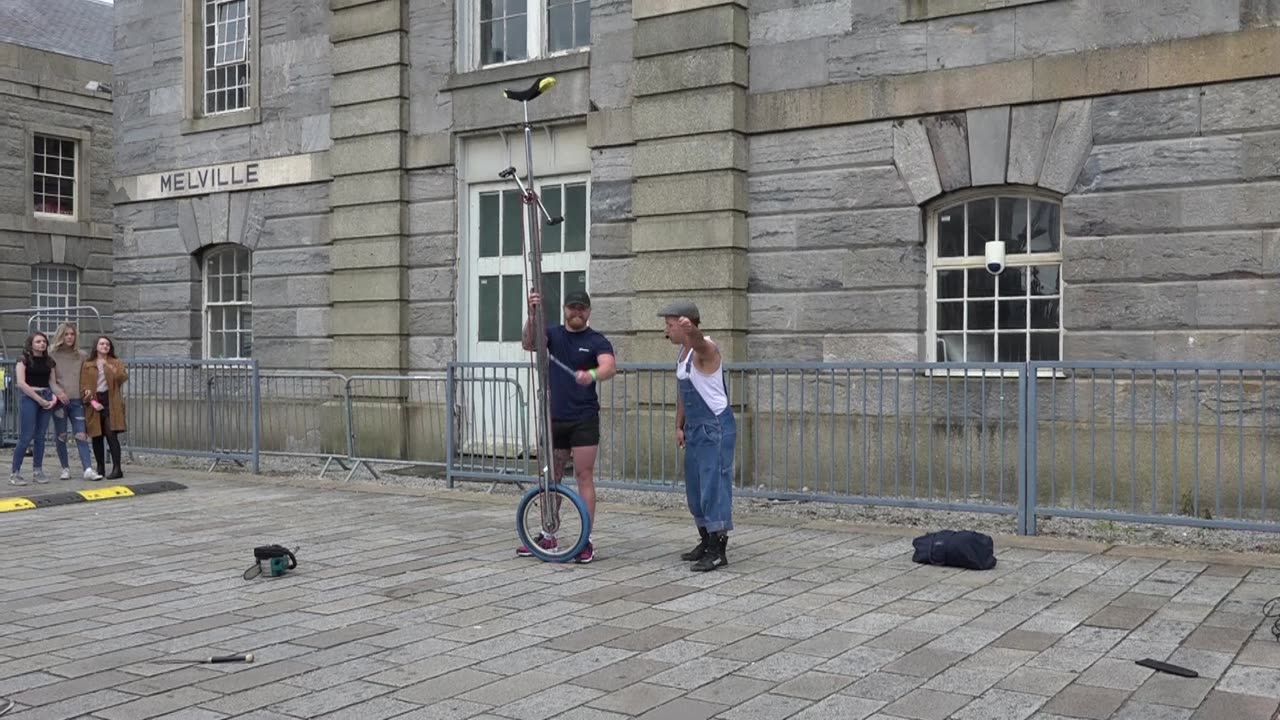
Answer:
[{"xmin": 500, "ymin": 76, "xmax": 592, "ymax": 563}]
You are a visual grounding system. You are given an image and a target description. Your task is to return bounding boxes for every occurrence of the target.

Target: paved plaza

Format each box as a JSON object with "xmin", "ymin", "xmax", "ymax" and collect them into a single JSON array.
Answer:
[{"xmin": 4, "ymin": 469, "xmax": 1280, "ymax": 719}]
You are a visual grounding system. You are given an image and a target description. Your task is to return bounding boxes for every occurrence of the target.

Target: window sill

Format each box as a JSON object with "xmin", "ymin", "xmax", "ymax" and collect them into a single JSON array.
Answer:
[
  {"xmin": 900, "ymin": 0, "xmax": 1055, "ymax": 23},
  {"xmin": 182, "ymin": 108, "xmax": 261, "ymax": 135},
  {"xmin": 447, "ymin": 50, "xmax": 591, "ymax": 92}
]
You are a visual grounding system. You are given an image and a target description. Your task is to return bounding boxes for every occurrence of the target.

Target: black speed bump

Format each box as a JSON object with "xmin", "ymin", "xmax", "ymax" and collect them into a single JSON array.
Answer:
[{"xmin": 0, "ymin": 480, "xmax": 186, "ymax": 514}]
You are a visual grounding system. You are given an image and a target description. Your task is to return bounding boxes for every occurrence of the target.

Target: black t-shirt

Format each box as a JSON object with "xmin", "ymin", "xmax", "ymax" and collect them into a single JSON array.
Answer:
[
  {"xmin": 547, "ymin": 325, "xmax": 614, "ymax": 422},
  {"xmin": 22, "ymin": 355, "xmax": 53, "ymax": 388}
]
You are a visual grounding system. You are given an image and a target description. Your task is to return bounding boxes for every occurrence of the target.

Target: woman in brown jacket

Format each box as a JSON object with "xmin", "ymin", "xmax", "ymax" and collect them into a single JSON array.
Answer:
[{"xmin": 80, "ymin": 335, "xmax": 128, "ymax": 480}]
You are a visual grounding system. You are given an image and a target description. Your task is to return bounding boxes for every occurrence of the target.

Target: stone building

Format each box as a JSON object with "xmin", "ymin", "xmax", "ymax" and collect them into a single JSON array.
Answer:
[
  {"xmin": 0, "ymin": 0, "xmax": 115, "ymax": 358},
  {"xmin": 109, "ymin": 0, "xmax": 1280, "ymax": 463}
]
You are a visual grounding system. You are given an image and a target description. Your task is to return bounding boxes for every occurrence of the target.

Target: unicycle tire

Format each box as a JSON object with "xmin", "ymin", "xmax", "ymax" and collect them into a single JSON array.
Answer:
[{"xmin": 516, "ymin": 484, "xmax": 592, "ymax": 563}]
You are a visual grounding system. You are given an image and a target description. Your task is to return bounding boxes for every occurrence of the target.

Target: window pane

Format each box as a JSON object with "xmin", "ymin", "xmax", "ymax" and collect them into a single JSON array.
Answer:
[
  {"xmin": 478, "ymin": 192, "xmax": 499, "ymax": 258},
  {"xmin": 937, "ymin": 204, "xmax": 964, "ymax": 257},
  {"xmin": 541, "ymin": 271, "xmax": 561, "ymax": 327},
  {"xmin": 480, "ymin": 0, "xmax": 500, "ymax": 21},
  {"xmin": 967, "ymin": 334, "xmax": 995, "ymax": 362},
  {"xmin": 208, "ymin": 330, "xmax": 225, "ymax": 358},
  {"xmin": 541, "ymin": 185, "xmax": 562, "ymax": 253},
  {"xmin": 997, "ymin": 266, "xmax": 1028, "ymax": 298},
  {"xmin": 574, "ymin": 0, "xmax": 590, "ymax": 47},
  {"xmin": 505, "ymin": 13, "xmax": 527, "ymax": 60},
  {"xmin": 968, "ymin": 300, "xmax": 994, "ymax": 330},
  {"xmin": 481, "ymin": 19, "xmax": 503, "ymax": 64},
  {"xmin": 1029, "ymin": 265, "xmax": 1059, "ymax": 296},
  {"xmin": 936, "ymin": 333, "xmax": 963, "ymax": 362},
  {"xmin": 500, "ymin": 274, "xmax": 523, "ymax": 342},
  {"xmin": 998, "ymin": 299, "xmax": 1027, "ymax": 331},
  {"xmin": 1030, "ymin": 333, "xmax": 1059, "ymax": 361},
  {"xmin": 547, "ymin": 2, "xmax": 573, "ymax": 51},
  {"xmin": 564, "ymin": 183, "xmax": 586, "ymax": 252},
  {"xmin": 502, "ymin": 189, "xmax": 523, "ymax": 256},
  {"xmin": 936, "ymin": 270, "xmax": 963, "ymax": 299},
  {"xmin": 997, "ymin": 333, "xmax": 1027, "ymax": 362},
  {"xmin": 1029, "ymin": 200, "xmax": 1060, "ymax": 253},
  {"xmin": 997, "ymin": 197, "xmax": 1028, "ymax": 254},
  {"xmin": 967, "ymin": 198, "xmax": 995, "ymax": 256},
  {"xmin": 967, "ymin": 268, "xmax": 994, "ymax": 298},
  {"xmin": 937, "ymin": 302, "xmax": 963, "ymax": 331},
  {"xmin": 564, "ymin": 270, "xmax": 586, "ymax": 298},
  {"xmin": 221, "ymin": 275, "xmax": 235, "ymax": 302},
  {"xmin": 1030, "ymin": 299, "xmax": 1059, "ymax": 329},
  {"xmin": 477, "ymin": 275, "xmax": 499, "ymax": 341}
]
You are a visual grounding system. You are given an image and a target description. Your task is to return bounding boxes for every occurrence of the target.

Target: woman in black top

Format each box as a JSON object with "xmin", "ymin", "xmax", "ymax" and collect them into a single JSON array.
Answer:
[{"xmin": 9, "ymin": 331, "xmax": 66, "ymax": 486}]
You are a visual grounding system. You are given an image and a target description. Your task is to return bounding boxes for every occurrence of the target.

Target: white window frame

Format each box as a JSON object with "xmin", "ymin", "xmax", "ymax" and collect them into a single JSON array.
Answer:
[
  {"xmin": 29, "ymin": 266, "xmax": 81, "ymax": 335},
  {"xmin": 202, "ymin": 0, "xmax": 253, "ymax": 116},
  {"xmin": 31, "ymin": 134, "xmax": 79, "ymax": 221},
  {"xmin": 458, "ymin": 0, "xmax": 591, "ymax": 72},
  {"xmin": 925, "ymin": 188, "xmax": 1065, "ymax": 377},
  {"xmin": 201, "ymin": 245, "xmax": 253, "ymax": 360}
]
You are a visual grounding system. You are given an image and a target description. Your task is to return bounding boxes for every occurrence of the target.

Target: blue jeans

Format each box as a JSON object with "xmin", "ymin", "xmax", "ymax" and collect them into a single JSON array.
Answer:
[
  {"xmin": 11, "ymin": 388, "xmax": 54, "ymax": 475},
  {"xmin": 53, "ymin": 398, "xmax": 94, "ymax": 471}
]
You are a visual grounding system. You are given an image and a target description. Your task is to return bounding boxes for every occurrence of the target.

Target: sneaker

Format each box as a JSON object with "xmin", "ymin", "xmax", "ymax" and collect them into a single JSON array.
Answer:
[
  {"xmin": 31, "ymin": 470, "xmax": 49, "ymax": 484},
  {"xmin": 575, "ymin": 542, "xmax": 594, "ymax": 564},
  {"xmin": 83, "ymin": 467, "xmax": 103, "ymax": 481},
  {"xmin": 8, "ymin": 474, "xmax": 26, "ymax": 486},
  {"xmin": 59, "ymin": 468, "xmax": 70, "ymax": 480},
  {"xmin": 516, "ymin": 534, "xmax": 557, "ymax": 557}
]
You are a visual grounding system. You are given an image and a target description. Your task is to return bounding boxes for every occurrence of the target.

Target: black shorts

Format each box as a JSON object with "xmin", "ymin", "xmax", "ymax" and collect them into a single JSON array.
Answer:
[{"xmin": 552, "ymin": 416, "xmax": 600, "ymax": 450}]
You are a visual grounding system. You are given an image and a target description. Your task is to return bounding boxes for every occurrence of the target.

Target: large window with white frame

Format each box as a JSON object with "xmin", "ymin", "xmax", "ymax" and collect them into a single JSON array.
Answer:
[
  {"xmin": 202, "ymin": 0, "xmax": 252, "ymax": 115},
  {"xmin": 467, "ymin": 0, "xmax": 591, "ymax": 69},
  {"xmin": 928, "ymin": 191, "xmax": 1064, "ymax": 365},
  {"xmin": 202, "ymin": 245, "xmax": 253, "ymax": 359},
  {"xmin": 30, "ymin": 266, "xmax": 80, "ymax": 335},
  {"xmin": 32, "ymin": 134, "xmax": 78, "ymax": 218}
]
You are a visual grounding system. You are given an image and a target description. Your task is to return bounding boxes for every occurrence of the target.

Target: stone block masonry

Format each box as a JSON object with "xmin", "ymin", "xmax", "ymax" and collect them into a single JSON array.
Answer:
[
  {"xmin": 629, "ymin": 0, "xmax": 750, "ymax": 365},
  {"xmin": 328, "ymin": 0, "xmax": 411, "ymax": 373}
]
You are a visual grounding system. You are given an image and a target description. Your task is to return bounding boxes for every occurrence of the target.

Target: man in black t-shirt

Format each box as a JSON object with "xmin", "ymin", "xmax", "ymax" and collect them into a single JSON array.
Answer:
[{"xmin": 518, "ymin": 289, "xmax": 615, "ymax": 563}]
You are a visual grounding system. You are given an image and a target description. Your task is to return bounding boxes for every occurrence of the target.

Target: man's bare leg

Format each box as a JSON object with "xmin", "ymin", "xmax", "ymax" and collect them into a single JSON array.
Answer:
[{"xmin": 572, "ymin": 445, "xmax": 598, "ymax": 523}]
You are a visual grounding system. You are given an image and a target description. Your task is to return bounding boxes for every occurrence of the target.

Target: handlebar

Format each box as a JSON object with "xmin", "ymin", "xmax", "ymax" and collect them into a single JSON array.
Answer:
[{"xmin": 503, "ymin": 76, "xmax": 557, "ymax": 103}]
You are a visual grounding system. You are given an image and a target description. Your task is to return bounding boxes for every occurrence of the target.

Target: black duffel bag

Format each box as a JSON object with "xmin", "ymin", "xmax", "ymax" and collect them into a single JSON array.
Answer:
[{"xmin": 911, "ymin": 529, "xmax": 997, "ymax": 570}]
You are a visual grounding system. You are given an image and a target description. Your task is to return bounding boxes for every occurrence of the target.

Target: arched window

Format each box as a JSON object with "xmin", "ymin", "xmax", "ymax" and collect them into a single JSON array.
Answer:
[
  {"xmin": 927, "ymin": 190, "xmax": 1063, "ymax": 365},
  {"xmin": 202, "ymin": 245, "xmax": 252, "ymax": 359}
]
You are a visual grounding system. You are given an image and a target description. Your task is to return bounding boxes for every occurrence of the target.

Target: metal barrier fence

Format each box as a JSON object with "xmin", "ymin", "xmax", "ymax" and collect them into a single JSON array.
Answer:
[{"xmin": 4, "ymin": 357, "xmax": 1279, "ymax": 537}]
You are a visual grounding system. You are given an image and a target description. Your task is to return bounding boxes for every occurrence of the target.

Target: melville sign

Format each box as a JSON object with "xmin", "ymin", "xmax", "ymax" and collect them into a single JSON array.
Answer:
[
  {"xmin": 111, "ymin": 152, "xmax": 331, "ymax": 203},
  {"xmin": 160, "ymin": 162, "xmax": 260, "ymax": 194}
]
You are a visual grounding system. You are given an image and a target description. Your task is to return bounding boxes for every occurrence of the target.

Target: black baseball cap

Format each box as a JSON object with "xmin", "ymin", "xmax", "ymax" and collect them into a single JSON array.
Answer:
[{"xmin": 565, "ymin": 290, "xmax": 591, "ymax": 307}]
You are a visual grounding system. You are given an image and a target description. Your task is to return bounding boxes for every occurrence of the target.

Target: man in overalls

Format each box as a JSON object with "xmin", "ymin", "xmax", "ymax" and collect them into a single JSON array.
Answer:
[{"xmin": 661, "ymin": 301, "xmax": 735, "ymax": 572}]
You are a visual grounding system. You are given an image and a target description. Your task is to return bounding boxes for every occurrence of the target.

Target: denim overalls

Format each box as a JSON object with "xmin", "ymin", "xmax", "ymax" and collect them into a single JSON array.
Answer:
[{"xmin": 678, "ymin": 348, "xmax": 735, "ymax": 534}]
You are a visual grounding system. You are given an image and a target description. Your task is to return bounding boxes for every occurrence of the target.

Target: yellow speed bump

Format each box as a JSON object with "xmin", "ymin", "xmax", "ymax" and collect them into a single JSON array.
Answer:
[
  {"xmin": 77, "ymin": 485, "xmax": 135, "ymax": 501},
  {"xmin": 0, "ymin": 497, "xmax": 37, "ymax": 512}
]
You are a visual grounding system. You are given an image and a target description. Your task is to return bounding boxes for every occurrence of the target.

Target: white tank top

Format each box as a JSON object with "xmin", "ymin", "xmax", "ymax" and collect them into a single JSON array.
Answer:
[{"xmin": 676, "ymin": 338, "xmax": 728, "ymax": 415}]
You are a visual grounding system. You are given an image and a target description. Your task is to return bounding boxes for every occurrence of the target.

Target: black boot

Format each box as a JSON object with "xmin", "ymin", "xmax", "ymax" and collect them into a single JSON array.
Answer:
[
  {"xmin": 681, "ymin": 526, "xmax": 710, "ymax": 561},
  {"xmin": 691, "ymin": 532, "xmax": 728, "ymax": 572}
]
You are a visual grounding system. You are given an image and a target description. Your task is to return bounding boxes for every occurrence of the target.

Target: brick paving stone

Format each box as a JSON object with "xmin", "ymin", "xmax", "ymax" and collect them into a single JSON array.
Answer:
[
  {"xmin": 586, "ymin": 681, "xmax": 684, "ymax": 715},
  {"xmin": 718, "ymin": 692, "xmax": 814, "ymax": 720},
  {"xmin": 1111, "ymin": 700, "xmax": 1194, "ymax": 720},
  {"xmin": 1190, "ymin": 691, "xmax": 1279, "ymax": 720},
  {"xmin": 882, "ymin": 688, "xmax": 971, "ymax": 720},
  {"xmin": 951, "ymin": 688, "xmax": 1046, "ymax": 720},
  {"xmin": 392, "ymin": 667, "xmax": 502, "ymax": 705},
  {"xmin": 711, "ymin": 634, "xmax": 796, "ymax": 662},
  {"xmin": 1040, "ymin": 683, "xmax": 1129, "ymax": 720},
  {"xmin": 489, "ymin": 683, "xmax": 603, "ymax": 720},
  {"xmin": 1217, "ymin": 664, "xmax": 1280, "ymax": 697},
  {"xmin": 635, "ymin": 697, "xmax": 728, "ymax": 720},
  {"xmin": 195, "ymin": 681, "xmax": 308, "ymax": 716},
  {"xmin": 993, "ymin": 630, "xmax": 1061, "ymax": 652},
  {"xmin": 1084, "ymin": 605, "xmax": 1153, "ymax": 630},
  {"xmin": 568, "ymin": 657, "xmax": 673, "ymax": 693},
  {"xmin": 789, "ymin": 693, "xmax": 885, "ymax": 720},
  {"xmin": 1077, "ymin": 657, "xmax": 1154, "ymax": 691},
  {"xmin": 1166, "ymin": 647, "xmax": 1236, "ymax": 679},
  {"xmin": 841, "ymin": 671, "xmax": 923, "ymax": 702},
  {"xmin": 772, "ymin": 670, "xmax": 856, "ymax": 700},
  {"xmin": 995, "ymin": 666, "xmax": 1077, "ymax": 696},
  {"xmin": 1130, "ymin": 673, "xmax": 1214, "ymax": 708},
  {"xmin": 881, "ymin": 647, "xmax": 969, "ymax": 679},
  {"xmin": 94, "ymin": 687, "xmax": 221, "ymax": 720}
]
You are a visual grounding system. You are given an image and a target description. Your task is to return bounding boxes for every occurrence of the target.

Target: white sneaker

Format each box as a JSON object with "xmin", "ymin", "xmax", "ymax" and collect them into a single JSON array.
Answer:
[
  {"xmin": 9, "ymin": 474, "xmax": 27, "ymax": 486},
  {"xmin": 60, "ymin": 468, "xmax": 71, "ymax": 480},
  {"xmin": 83, "ymin": 467, "xmax": 103, "ymax": 481}
]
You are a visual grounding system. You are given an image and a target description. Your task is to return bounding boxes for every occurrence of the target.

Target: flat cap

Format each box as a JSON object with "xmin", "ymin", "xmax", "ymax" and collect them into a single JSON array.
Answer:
[{"xmin": 657, "ymin": 300, "xmax": 700, "ymax": 322}]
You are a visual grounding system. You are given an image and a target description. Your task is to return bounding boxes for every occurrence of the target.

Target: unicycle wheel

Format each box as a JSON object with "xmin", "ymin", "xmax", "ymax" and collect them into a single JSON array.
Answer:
[{"xmin": 516, "ymin": 484, "xmax": 591, "ymax": 563}]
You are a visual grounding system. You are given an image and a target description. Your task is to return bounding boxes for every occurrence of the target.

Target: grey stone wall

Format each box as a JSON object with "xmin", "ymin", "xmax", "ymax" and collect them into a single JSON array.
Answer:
[
  {"xmin": 1064, "ymin": 76, "xmax": 1280, "ymax": 361},
  {"xmin": 406, "ymin": 168, "xmax": 456, "ymax": 371},
  {"xmin": 750, "ymin": 0, "xmax": 1247, "ymax": 94},
  {"xmin": 0, "ymin": 43, "xmax": 114, "ymax": 356},
  {"xmin": 112, "ymin": 183, "xmax": 332, "ymax": 366},
  {"xmin": 113, "ymin": 0, "xmax": 330, "ymax": 179}
]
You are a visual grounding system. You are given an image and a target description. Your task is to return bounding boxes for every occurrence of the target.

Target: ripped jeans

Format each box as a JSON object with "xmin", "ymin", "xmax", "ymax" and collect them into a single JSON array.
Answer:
[{"xmin": 53, "ymin": 398, "xmax": 94, "ymax": 471}]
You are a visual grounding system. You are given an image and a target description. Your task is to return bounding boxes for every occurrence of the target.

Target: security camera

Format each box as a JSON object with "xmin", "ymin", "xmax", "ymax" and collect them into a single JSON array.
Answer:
[{"xmin": 984, "ymin": 240, "xmax": 1006, "ymax": 275}]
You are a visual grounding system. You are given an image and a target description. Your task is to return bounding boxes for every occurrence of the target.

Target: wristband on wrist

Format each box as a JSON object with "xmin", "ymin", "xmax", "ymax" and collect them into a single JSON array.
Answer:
[{"xmin": 589, "ymin": 368, "xmax": 597, "ymax": 381}]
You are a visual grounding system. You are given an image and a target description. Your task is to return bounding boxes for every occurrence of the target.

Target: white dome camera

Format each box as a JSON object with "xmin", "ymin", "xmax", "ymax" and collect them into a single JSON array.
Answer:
[{"xmin": 984, "ymin": 240, "xmax": 1006, "ymax": 275}]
